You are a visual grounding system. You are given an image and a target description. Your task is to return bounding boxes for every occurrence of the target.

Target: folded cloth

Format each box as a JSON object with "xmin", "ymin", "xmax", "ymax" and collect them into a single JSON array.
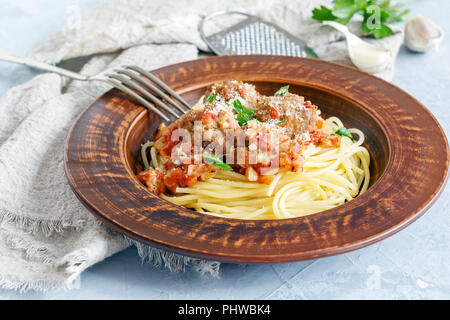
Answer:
[{"xmin": 0, "ymin": 0, "xmax": 403, "ymax": 292}]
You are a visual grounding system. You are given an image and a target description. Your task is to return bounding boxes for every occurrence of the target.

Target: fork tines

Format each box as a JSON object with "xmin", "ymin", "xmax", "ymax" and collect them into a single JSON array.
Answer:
[{"xmin": 105, "ymin": 65, "xmax": 191, "ymax": 121}]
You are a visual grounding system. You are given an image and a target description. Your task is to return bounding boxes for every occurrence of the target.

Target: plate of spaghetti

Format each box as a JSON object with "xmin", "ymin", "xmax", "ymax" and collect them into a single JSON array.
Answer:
[
  {"xmin": 65, "ymin": 55, "xmax": 449, "ymax": 263},
  {"xmin": 137, "ymin": 80, "xmax": 370, "ymax": 220}
]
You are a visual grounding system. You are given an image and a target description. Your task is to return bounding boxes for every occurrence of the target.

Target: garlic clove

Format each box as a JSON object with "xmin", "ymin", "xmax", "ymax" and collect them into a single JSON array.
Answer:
[
  {"xmin": 323, "ymin": 21, "xmax": 393, "ymax": 74},
  {"xmin": 404, "ymin": 14, "xmax": 444, "ymax": 53},
  {"xmin": 348, "ymin": 43, "xmax": 392, "ymax": 74}
]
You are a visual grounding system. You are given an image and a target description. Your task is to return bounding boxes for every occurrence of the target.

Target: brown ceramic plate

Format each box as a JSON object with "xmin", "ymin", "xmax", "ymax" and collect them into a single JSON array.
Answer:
[{"xmin": 64, "ymin": 55, "xmax": 449, "ymax": 263}]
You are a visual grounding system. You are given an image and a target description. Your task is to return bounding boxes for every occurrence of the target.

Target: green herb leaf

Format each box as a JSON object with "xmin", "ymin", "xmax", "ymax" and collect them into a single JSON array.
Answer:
[
  {"xmin": 312, "ymin": 0, "xmax": 409, "ymax": 39},
  {"xmin": 202, "ymin": 153, "xmax": 233, "ymax": 170},
  {"xmin": 333, "ymin": 127, "xmax": 354, "ymax": 140},
  {"xmin": 236, "ymin": 109, "xmax": 256, "ymax": 126},
  {"xmin": 332, "ymin": 0, "xmax": 367, "ymax": 25},
  {"xmin": 383, "ymin": 2, "xmax": 410, "ymax": 24},
  {"xmin": 361, "ymin": 15, "xmax": 372, "ymax": 34},
  {"xmin": 233, "ymin": 99, "xmax": 256, "ymax": 126},
  {"xmin": 206, "ymin": 93, "xmax": 215, "ymax": 103},
  {"xmin": 372, "ymin": 23, "xmax": 392, "ymax": 39},
  {"xmin": 274, "ymin": 85, "xmax": 290, "ymax": 96},
  {"xmin": 304, "ymin": 46, "xmax": 320, "ymax": 58},
  {"xmin": 312, "ymin": 5, "xmax": 338, "ymax": 22},
  {"xmin": 233, "ymin": 99, "xmax": 244, "ymax": 113},
  {"xmin": 276, "ymin": 119, "xmax": 287, "ymax": 125}
]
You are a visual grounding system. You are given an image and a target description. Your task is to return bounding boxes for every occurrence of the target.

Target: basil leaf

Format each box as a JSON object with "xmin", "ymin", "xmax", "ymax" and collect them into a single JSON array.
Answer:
[
  {"xmin": 276, "ymin": 119, "xmax": 287, "ymax": 125},
  {"xmin": 274, "ymin": 85, "xmax": 289, "ymax": 96},
  {"xmin": 202, "ymin": 153, "xmax": 233, "ymax": 170},
  {"xmin": 334, "ymin": 127, "xmax": 354, "ymax": 140},
  {"xmin": 206, "ymin": 93, "xmax": 215, "ymax": 103}
]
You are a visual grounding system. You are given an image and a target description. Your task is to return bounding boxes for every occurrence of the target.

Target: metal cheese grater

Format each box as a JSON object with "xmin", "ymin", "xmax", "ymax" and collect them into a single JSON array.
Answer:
[{"xmin": 199, "ymin": 11, "xmax": 318, "ymax": 58}]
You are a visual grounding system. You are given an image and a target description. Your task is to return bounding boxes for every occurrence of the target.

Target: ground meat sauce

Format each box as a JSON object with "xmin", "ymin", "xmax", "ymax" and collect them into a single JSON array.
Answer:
[{"xmin": 137, "ymin": 80, "xmax": 340, "ymax": 194}]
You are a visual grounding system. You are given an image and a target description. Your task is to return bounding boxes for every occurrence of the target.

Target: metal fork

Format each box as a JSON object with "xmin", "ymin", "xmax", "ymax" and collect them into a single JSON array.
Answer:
[{"xmin": 0, "ymin": 51, "xmax": 191, "ymax": 121}]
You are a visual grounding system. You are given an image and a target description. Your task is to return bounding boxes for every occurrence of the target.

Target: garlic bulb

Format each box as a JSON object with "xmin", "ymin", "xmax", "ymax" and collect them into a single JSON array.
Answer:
[
  {"xmin": 405, "ymin": 14, "xmax": 444, "ymax": 53},
  {"xmin": 323, "ymin": 21, "xmax": 393, "ymax": 74}
]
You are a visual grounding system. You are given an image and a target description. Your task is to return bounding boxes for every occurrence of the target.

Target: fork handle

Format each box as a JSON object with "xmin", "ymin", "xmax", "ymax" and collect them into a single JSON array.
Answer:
[{"xmin": 0, "ymin": 50, "xmax": 89, "ymax": 81}]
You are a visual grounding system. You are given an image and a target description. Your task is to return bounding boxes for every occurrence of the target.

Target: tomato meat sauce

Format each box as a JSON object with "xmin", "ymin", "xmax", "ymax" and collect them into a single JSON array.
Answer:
[{"xmin": 137, "ymin": 80, "xmax": 341, "ymax": 194}]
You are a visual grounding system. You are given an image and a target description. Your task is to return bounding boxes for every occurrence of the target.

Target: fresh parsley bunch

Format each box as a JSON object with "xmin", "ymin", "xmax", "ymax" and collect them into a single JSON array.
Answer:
[{"xmin": 312, "ymin": 0, "xmax": 410, "ymax": 39}]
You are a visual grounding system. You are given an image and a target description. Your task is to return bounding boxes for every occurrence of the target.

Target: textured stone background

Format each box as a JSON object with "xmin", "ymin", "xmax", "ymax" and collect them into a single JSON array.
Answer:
[{"xmin": 0, "ymin": 0, "xmax": 449, "ymax": 299}]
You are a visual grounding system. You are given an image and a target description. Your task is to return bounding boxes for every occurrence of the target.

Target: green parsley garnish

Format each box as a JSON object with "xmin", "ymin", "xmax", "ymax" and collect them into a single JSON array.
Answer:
[
  {"xmin": 276, "ymin": 119, "xmax": 287, "ymax": 125},
  {"xmin": 233, "ymin": 99, "xmax": 244, "ymax": 113},
  {"xmin": 206, "ymin": 93, "xmax": 215, "ymax": 103},
  {"xmin": 233, "ymin": 99, "xmax": 256, "ymax": 126},
  {"xmin": 312, "ymin": 0, "xmax": 410, "ymax": 39},
  {"xmin": 333, "ymin": 127, "xmax": 354, "ymax": 140},
  {"xmin": 274, "ymin": 85, "xmax": 289, "ymax": 96},
  {"xmin": 202, "ymin": 153, "xmax": 233, "ymax": 170},
  {"xmin": 236, "ymin": 109, "xmax": 256, "ymax": 126}
]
